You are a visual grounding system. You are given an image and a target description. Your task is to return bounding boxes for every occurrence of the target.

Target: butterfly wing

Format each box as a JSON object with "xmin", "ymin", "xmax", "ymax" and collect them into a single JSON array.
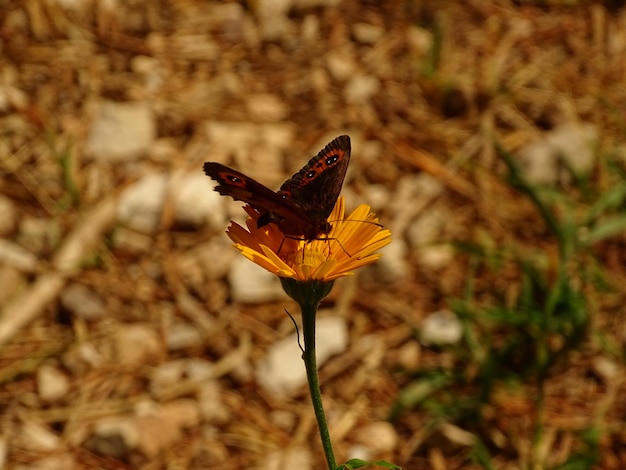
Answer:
[
  {"xmin": 203, "ymin": 162, "xmax": 307, "ymax": 232},
  {"xmin": 204, "ymin": 135, "xmax": 351, "ymax": 241},
  {"xmin": 279, "ymin": 135, "xmax": 351, "ymax": 220}
]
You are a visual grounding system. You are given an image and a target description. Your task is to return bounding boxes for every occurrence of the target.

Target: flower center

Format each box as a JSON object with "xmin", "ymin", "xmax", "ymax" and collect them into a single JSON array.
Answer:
[{"xmin": 282, "ymin": 244, "xmax": 328, "ymax": 269}]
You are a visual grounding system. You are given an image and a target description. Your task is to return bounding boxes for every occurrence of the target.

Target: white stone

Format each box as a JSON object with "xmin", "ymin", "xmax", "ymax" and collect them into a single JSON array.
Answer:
[
  {"xmin": 62, "ymin": 342, "xmax": 104, "ymax": 374},
  {"xmin": 166, "ymin": 323, "xmax": 203, "ymax": 351},
  {"xmin": 397, "ymin": 341, "xmax": 421, "ymax": 370},
  {"xmin": 130, "ymin": 55, "xmax": 159, "ymax": 75},
  {"xmin": 129, "ymin": 55, "xmax": 163, "ymax": 93},
  {"xmin": 246, "ymin": 93, "xmax": 289, "ymax": 121},
  {"xmin": 263, "ymin": 446, "xmax": 312, "ymax": 470},
  {"xmin": 346, "ymin": 444, "xmax": 372, "ymax": 462},
  {"xmin": 186, "ymin": 358, "xmax": 215, "ymax": 381},
  {"xmin": 0, "ymin": 435, "xmax": 6, "ymax": 469},
  {"xmin": 419, "ymin": 310, "xmax": 463, "ymax": 346},
  {"xmin": 135, "ymin": 400, "xmax": 200, "ymax": 454},
  {"xmin": 18, "ymin": 420, "xmax": 61, "ymax": 451},
  {"xmin": 85, "ymin": 101, "xmax": 155, "ymax": 161},
  {"xmin": 174, "ymin": 171, "xmax": 226, "ymax": 229},
  {"xmin": 390, "ymin": 174, "xmax": 444, "ymax": 236},
  {"xmin": 37, "ymin": 365, "xmax": 70, "ymax": 403},
  {"xmin": 439, "ymin": 422, "xmax": 475, "ymax": 446},
  {"xmin": 178, "ymin": 238, "xmax": 237, "ymax": 285},
  {"xmin": 373, "ymin": 239, "xmax": 409, "ymax": 283},
  {"xmin": 407, "ymin": 26, "xmax": 432, "ymax": 55},
  {"xmin": 18, "ymin": 217, "xmax": 59, "ymax": 254},
  {"xmin": 517, "ymin": 122, "xmax": 597, "ymax": 185},
  {"xmin": 416, "ymin": 244, "xmax": 455, "ymax": 270},
  {"xmin": 326, "ymin": 48, "xmax": 357, "ymax": 81},
  {"xmin": 256, "ymin": 336, "xmax": 303, "ymax": 395},
  {"xmin": 85, "ymin": 417, "xmax": 137, "ymax": 459},
  {"xmin": 149, "ymin": 138, "xmax": 178, "ymax": 163},
  {"xmin": 197, "ymin": 381, "xmax": 228, "ymax": 423},
  {"xmin": 406, "ymin": 207, "xmax": 449, "ymax": 247},
  {"xmin": 0, "ymin": 239, "xmax": 38, "ymax": 272},
  {"xmin": 254, "ymin": 0, "xmax": 292, "ymax": 22},
  {"xmin": 269, "ymin": 409, "xmax": 296, "ymax": 431},
  {"xmin": 353, "ymin": 421, "xmax": 399, "ymax": 453},
  {"xmin": 301, "ymin": 15, "xmax": 320, "ymax": 43},
  {"xmin": 112, "ymin": 323, "xmax": 163, "ymax": 366},
  {"xmin": 0, "ymin": 83, "xmax": 27, "ymax": 112},
  {"xmin": 254, "ymin": 0, "xmax": 293, "ymax": 40},
  {"xmin": 151, "ymin": 360, "xmax": 187, "ymax": 390},
  {"xmin": 61, "ymin": 283, "xmax": 105, "ymax": 320},
  {"xmin": 229, "ymin": 256, "xmax": 286, "ymax": 303},
  {"xmin": 118, "ymin": 174, "xmax": 166, "ymax": 233},
  {"xmin": 361, "ymin": 183, "xmax": 391, "ymax": 212},
  {"xmin": 344, "ymin": 75, "xmax": 380, "ymax": 104},
  {"xmin": 256, "ymin": 316, "xmax": 348, "ymax": 395},
  {"xmin": 151, "ymin": 359, "xmax": 215, "ymax": 393},
  {"xmin": 352, "ymin": 23, "xmax": 384, "ymax": 44},
  {"xmin": 592, "ymin": 356, "xmax": 620, "ymax": 383}
]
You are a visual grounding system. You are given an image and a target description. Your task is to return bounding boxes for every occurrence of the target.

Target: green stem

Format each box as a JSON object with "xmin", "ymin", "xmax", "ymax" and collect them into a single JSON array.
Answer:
[{"xmin": 301, "ymin": 300, "xmax": 336, "ymax": 470}]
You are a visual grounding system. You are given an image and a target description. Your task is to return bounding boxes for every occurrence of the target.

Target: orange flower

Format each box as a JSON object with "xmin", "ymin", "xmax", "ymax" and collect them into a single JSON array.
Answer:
[{"xmin": 225, "ymin": 197, "xmax": 391, "ymax": 282}]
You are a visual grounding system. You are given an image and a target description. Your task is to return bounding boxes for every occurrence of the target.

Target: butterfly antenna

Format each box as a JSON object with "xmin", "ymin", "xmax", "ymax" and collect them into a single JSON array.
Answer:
[
  {"xmin": 277, "ymin": 236, "xmax": 287, "ymax": 254},
  {"xmin": 285, "ymin": 309, "xmax": 304, "ymax": 354},
  {"xmin": 328, "ymin": 218, "xmax": 383, "ymax": 229}
]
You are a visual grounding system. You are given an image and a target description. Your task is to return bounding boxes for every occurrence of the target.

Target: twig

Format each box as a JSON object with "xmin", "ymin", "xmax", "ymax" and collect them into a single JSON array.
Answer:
[{"xmin": 0, "ymin": 197, "xmax": 117, "ymax": 346}]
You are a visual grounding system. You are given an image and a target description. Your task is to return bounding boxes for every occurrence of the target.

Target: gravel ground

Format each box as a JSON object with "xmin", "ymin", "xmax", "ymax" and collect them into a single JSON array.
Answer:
[{"xmin": 1, "ymin": 1, "xmax": 625, "ymax": 469}]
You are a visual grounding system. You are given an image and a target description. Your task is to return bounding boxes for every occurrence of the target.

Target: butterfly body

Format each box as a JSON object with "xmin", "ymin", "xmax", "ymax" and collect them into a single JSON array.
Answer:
[{"xmin": 203, "ymin": 135, "xmax": 351, "ymax": 241}]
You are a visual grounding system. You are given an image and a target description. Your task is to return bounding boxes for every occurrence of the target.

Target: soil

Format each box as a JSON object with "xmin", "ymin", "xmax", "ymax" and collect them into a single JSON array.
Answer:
[{"xmin": 1, "ymin": 1, "xmax": 625, "ymax": 469}]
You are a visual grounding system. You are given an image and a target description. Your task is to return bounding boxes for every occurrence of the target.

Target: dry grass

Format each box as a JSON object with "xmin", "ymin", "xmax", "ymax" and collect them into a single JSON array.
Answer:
[{"xmin": 1, "ymin": 1, "xmax": 626, "ymax": 469}]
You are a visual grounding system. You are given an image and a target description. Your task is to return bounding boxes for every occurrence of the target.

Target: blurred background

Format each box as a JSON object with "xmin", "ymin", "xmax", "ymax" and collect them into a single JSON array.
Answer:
[{"xmin": 1, "ymin": 0, "xmax": 625, "ymax": 469}]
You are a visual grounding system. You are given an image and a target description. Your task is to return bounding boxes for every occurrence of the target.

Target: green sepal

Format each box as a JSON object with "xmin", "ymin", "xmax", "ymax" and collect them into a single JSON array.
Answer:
[{"xmin": 279, "ymin": 277, "xmax": 334, "ymax": 312}]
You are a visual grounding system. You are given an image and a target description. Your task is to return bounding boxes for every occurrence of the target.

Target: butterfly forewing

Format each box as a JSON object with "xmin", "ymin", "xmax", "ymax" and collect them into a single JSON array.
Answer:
[
  {"xmin": 279, "ymin": 135, "xmax": 351, "ymax": 220},
  {"xmin": 203, "ymin": 162, "xmax": 303, "ymax": 225}
]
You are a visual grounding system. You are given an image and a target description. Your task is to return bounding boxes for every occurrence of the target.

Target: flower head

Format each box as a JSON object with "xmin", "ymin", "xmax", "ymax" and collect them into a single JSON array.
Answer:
[{"xmin": 225, "ymin": 197, "xmax": 391, "ymax": 282}]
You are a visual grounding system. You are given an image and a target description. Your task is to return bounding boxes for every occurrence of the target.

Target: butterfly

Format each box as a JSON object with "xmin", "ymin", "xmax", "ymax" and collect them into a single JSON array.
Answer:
[{"xmin": 203, "ymin": 135, "xmax": 351, "ymax": 241}]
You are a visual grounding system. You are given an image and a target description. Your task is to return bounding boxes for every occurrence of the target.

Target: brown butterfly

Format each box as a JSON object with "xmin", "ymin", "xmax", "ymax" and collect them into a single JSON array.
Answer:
[{"xmin": 203, "ymin": 135, "xmax": 351, "ymax": 241}]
